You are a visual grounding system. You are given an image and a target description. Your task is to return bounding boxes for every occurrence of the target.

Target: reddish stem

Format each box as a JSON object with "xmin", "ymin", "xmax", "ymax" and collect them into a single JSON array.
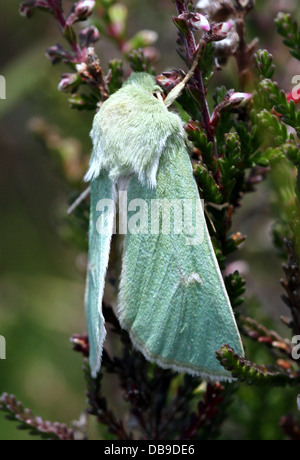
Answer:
[
  {"xmin": 48, "ymin": 0, "xmax": 86, "ymax": 63},
  {"xmin": 48, "ymin": 0, "xmax": 66, "ymax": 31},
  {"xmin": 174, "ymin": 0, "xmax": 220, "ymax": 184}
]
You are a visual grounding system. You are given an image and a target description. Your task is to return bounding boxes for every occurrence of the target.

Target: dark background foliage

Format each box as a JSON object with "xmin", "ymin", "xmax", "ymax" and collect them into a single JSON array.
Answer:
[{"xmin": 0, "ymin": 0, "xmax": 299, "ymax": 440}]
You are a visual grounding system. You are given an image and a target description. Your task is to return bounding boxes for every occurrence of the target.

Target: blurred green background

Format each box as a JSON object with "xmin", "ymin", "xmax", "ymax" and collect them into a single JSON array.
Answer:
[{"xmin": 0, "ymin": 0, "xmax": 299, "ymax": 440}]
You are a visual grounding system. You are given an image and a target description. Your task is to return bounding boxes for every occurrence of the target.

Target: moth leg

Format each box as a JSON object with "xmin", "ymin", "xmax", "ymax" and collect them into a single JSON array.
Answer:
[
  {"xmin": 154, "ymin": 90, "xmax": 164, "ymax": 104},
  {"xmin": 204, "ymin": 203, "xmax": 229, "ymax": 233},
  {"xmin": 204, "ymin": 206, "xmax": 217, "ymax": 234},
  {"xmin": 67, "ymin": 186, "xmax": 91, "ymax": 215},
  {"xmin": 206, "ymin": 202, "xmax": 229, "ymax": 211}
]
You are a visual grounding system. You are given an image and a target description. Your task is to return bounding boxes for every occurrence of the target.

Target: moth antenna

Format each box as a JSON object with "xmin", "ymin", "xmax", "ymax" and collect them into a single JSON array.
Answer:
[
  {"xmin": 164, "ymin": 40, "xmax": 206, "ymax": 107},
  {"xmin": 67, "ymin": 186, "xmax": 91, "ymax": 215}
]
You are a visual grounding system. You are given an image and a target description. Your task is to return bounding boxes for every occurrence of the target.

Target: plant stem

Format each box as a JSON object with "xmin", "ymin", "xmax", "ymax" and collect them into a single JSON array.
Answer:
[
  {"xmin": 174, "ymin": 0, "xmax": 220, "ymax": 184},
  {"xmin": 48, "ymin": 0, "xmax": 66, "ymax": 32},
  {"xmin": 48, "ymin": 0, "xmax": 86, "ymax": 62}
]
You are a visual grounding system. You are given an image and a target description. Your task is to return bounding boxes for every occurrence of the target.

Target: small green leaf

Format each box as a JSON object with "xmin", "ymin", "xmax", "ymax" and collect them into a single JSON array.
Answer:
[
  {"xmin": 255, "ymin": 49, "xmax": 275, "ymax": 79},
  {"xmin": 275, "ymin": 13, "xmax": 300, "ymax": 61},
  {"xmin": 216, "ymin": 346, "xmax": 300, "ymax": 386}
]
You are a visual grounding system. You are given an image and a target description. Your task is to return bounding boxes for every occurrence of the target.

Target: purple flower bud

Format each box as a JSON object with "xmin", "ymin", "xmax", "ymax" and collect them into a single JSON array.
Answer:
[
  {"xmin": 206, "ymin": 20, "xmax": 235, "ymax": 42},
  {"xmin": 156, "ymin": 71, "xmax": 185, "ymax": 91},
  {"xmin": 211, "ymin": 90, "xmax": 252, "ymax": 126},
  {"xmin": 79, "ymin": 25, "xmax": 100, "ymax": 47},
  {"xmin": 45, "ymin": 44, "xmax": 72, "ymax": 65},
  {"xmin": 66, "ymin": 0, "xmax": 96, "ymax": 27},
  {"xmin": 58, "ymin": 73, "xmax": 80, "ymax": 92},
  {"xmin": 71, "ymin": 334, "xmax": 89, "ymax": 357},
  {"xmin": 19, "ymin": 0, "xmax": 36, "ymax": 18}
]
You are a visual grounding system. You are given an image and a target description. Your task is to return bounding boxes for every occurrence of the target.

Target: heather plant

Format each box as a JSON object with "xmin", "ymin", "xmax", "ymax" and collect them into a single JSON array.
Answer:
[{"xmin": 1, "ymin": 0, "xmax": 300, "ymax": 440}]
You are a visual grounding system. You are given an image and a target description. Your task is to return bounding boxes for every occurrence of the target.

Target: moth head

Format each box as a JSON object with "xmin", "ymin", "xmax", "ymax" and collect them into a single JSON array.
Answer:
[
  {"xmin": 124, "ymin": 72, "xmax": 163, "ymax": 97},
  {"xmin": 85, "ymin": 71, "xmax": 183, "ymax": 187}
]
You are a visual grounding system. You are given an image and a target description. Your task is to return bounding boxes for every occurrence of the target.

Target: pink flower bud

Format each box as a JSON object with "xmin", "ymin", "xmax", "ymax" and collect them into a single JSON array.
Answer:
[
  {"xmin": 228, "ymin": 92, "xmax": 252, "ymax": 105},
  {"xmin": 220, "ymin": 21, "xmax": 233, "ymax": 34},
  {"xmin": 19, "ymin": 0, "xmax": 36, "ymax": 18},
  {"xmin": 191, "ymin": 13, "xmax": 211, "ymax": 32},
  {"xmin": 206, "ymin": 20, "xmax": 234, "ymax": 43},
  {"xmin": 211, "ymin": 90, "xmax": 252, "ymax": 126},
  {"xmin": 66, "ymin": 0, "xmax": 96, "ymax": 26},
  {"xmin": 178, "ymin": 12, "xmax": 211, "ymax": 32},
  {"xmin": 75, "ymin": 0, "xmax": 95, "ymax": 15},
  {"xmin": 58, "ymin": 73, "xmax": 80, "ymax": 92},
  {"xmin": 79, "ymin": 26, "xmax": 100, "ymax": 47}
]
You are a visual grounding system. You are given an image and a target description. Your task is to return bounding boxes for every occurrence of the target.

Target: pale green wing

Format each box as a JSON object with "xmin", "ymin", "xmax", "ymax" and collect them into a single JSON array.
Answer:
[
  {"xmin": 118, "ymin": 136, "xmax": 244, "ymax": 381},
  {"xmin": 85, "ymin": 171, "xmax": 116, "ymax": 377}
]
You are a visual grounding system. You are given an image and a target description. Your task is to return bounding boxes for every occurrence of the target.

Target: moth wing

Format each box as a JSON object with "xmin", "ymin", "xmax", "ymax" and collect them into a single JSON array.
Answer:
[
  {"xmin": 118, "ymin": 136, "xmax": 244, "ymax": 381},
  {"xmin": 85, "ymin": 171, "xmax": 116, "ymax": 377}
]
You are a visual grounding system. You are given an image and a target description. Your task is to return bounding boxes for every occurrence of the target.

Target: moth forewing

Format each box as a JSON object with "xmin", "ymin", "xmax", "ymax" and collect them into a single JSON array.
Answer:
[
  {"xmin": 117, "ymin": 133, "xmax": 243, "ymax": 381},
  {"xmin": 85, "ymin": 172, "xmax": 116, "ymax": 377}
]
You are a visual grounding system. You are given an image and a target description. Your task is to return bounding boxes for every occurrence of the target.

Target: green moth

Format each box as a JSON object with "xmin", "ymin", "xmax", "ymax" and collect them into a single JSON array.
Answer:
[{"xmin": 84, "ymin": 72, "xmax": 244, "ymax": 381}]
